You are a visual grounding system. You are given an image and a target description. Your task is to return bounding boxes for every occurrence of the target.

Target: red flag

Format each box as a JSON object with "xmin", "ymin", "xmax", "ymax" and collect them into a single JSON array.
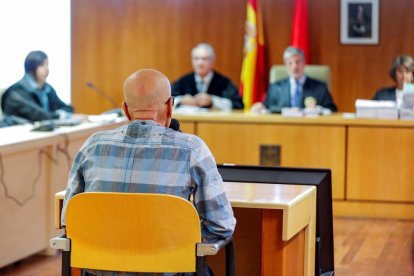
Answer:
[
  {"xmin": 240, "ymin": 0, "xmax": 266, "ymax": 110},
  {"xmin": 291, "ymin": 0, "xmax": 309, "ymax": 62}
]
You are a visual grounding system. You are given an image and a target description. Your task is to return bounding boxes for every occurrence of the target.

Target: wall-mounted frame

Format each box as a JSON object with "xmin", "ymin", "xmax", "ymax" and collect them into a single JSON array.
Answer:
[{"xmin": 340, "ymin": 0, "xmax": 379, "ymax": 44}]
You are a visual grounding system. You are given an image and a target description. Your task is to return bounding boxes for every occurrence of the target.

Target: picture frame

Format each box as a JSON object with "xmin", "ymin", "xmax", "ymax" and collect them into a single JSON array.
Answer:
[{"xmin": 340, "ymin": 0, "xmax": 379, "ymax": 45}]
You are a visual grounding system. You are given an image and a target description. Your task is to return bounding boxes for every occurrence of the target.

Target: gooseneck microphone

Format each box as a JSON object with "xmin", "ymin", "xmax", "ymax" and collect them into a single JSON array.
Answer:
[
  {"xmin": 86, "ymin": 82, "xmax": 123, "ymax": 116},
  {"xmin": 169, "ymin": 118, "xmax": 181, "ymax": 132}
]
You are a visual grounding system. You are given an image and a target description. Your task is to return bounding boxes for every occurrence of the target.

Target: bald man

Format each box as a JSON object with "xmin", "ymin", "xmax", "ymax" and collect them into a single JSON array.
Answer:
[{"xmin": 61, "ymin": 69, "xmax": 235, "ymax": 275}]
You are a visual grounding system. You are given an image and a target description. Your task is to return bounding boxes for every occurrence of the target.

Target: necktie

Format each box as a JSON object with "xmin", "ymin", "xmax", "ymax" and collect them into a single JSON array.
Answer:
[
  {"xmin": 292, "ymin": 81, "xmax": 302, "ymax": 108},
  {"xmin": 197, "ymin": 79, "xmax": 206, "ymax": 93}
]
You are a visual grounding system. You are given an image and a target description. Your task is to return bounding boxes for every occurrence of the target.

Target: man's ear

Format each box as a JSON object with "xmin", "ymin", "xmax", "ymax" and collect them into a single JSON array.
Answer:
[
  {"xmin": 167, "ymin": 100, "xmax": 173, "ymax": 118},
  {"xmin": 122, "ymin": 102, "xmax": 132, "ymax": 120},
  {"xmin": 164, "ymin": 100, "xmax": 173, "ymax": 127}
]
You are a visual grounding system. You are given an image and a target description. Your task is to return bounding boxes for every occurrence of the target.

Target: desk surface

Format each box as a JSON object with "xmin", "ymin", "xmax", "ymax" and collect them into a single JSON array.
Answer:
[
  {"xmin": 223, "ymin": 181, "xmax": 315, "ymax": 209},
  {"xmin": 56, "ymin": 182, "xmax": 315, "ymax": 210},
  {"xmin": 0, "ymin": 117, "xmax": 127, "ymax": 154}
]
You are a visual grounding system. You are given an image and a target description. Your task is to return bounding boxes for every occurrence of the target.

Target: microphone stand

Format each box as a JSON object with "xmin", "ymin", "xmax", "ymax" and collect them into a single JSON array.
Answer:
[{"xmin": 86, "ymin": 82, "xmax": 123, "ymax": 116}]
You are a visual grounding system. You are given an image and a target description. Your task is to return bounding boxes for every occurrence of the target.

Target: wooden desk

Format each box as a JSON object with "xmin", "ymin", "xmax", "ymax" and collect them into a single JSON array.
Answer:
[
  {"xmin": 0, "ymin": 118, "xmax": 127, "ymax": 268},
  {"xmin": 175, "ymin": 112, "xmax": 414, "ymax": 219},
  {"xmin": 55, "ymin": 182, "xmax": 317, "ymax": 276}
]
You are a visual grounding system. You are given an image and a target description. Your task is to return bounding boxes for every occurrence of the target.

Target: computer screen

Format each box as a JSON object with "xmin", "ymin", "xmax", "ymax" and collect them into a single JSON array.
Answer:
[{"xmin": 217, "ymin": 164, "xmax": 334, "ymax": 276}]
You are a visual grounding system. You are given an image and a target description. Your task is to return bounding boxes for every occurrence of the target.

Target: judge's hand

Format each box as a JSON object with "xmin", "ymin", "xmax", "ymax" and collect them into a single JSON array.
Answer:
[
  {"xmin": 194, "ymin": 93, "xmax": 212, "ymax": 107},
  {"xmin": 180, "ymin": 95, "xmax": 198, "ymax": 106}
]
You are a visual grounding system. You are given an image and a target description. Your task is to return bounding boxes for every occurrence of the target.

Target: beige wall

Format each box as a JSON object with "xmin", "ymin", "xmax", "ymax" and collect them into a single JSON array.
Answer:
[{"xmin": 71, "ymin": 0, "xmax": 414, "ymax": 114}]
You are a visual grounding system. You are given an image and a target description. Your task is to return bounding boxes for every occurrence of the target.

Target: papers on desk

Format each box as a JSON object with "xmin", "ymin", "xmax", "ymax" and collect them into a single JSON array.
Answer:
[
  {"xmin": 399, "ymin": 107, "xmax": 414, "ymax": 120},
  {"xmin": 401, "ymin": 84, "xmax": 414, "ymax": 108},
  {"xmin": 281, "ymin": 107, "xmax": 303, "ymax": 117},
  {"xmin": 281, "ymin": 106, "xmax": 331, "ymax": 118},
  {"xmin": 355, "ymin": 99, "xmax": 398, "ymax": 119},
  {"xmin": 88, "ymin": 113, "xmax": 119, "ymax": 122},
  {"xmin": 398, "ymin": 84, "xmax": 414, "ymax": 119},
  {"xmin": 173, "ymin": 105, "xmax": 209, "ymax": 114}
]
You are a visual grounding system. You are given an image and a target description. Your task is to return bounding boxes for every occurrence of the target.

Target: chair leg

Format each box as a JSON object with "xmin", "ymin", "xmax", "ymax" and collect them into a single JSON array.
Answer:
[
  {"xmin": 62, "ymin": 251, "xmax": 71, "ymax": 276},
  {"xmin": 196, "ymin": 256, "xmax": 205, "ymax": 276},
  {"xmin": 225, "ymin": 240, "xmax": 235, "ymax": 276}
]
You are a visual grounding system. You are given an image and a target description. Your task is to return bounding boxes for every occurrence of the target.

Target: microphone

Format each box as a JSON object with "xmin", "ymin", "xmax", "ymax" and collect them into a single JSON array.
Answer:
[
  {"xmin": 169, "ymin": 118, "xmax": 182, "ymax": 132},
  {"xmin": 86, "ymin": 82, "xmax": 123, "ymax": 117}
]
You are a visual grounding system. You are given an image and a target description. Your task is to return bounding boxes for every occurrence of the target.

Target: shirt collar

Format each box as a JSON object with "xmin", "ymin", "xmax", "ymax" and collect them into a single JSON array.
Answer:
[
  {"xmin": 289, "ymin": 75, "xmax": 307, "ymax": 86},
  {"xmin": 21, "ymin": 73, "xmax": 52, "ymax": 94},
  {"xmin": 22, "ymin": 73, "xmax": 40, "ymax": 90},
  {"xmin": 195, "ymin": 71, "xmax": 214, "ymax": 85}
]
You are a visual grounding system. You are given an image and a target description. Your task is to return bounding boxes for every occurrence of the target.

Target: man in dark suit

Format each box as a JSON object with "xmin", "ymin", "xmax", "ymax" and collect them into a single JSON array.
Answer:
[
  {"xmin": 171, "ymin": 43, "xmax": 244, "ymax": 110},
  {"xmin": 251, "ymin": 46, "xmax": 337, "ymax": 113}
]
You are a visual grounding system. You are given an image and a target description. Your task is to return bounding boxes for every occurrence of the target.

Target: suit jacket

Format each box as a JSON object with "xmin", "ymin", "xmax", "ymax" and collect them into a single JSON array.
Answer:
[
  {"xmin": 171, "ymin": 71, "xmax": 244, "ymax": 109},
  {"xmin": 372, "ymin": 86, "xmax": 396, "ymax": 101},
  {"xmin": 263, "ymin": 77, "xmax": 337, "ymax": 112},
  {"xmin": 2, "ymin": 80, "xmax": 73, "ymax": 122}
]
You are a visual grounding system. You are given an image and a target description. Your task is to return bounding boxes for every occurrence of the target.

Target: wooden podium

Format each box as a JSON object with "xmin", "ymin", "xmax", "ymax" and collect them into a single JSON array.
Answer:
[{"xmin": 55, "ymin": 182, "xmax": 316, "ymax": 276}]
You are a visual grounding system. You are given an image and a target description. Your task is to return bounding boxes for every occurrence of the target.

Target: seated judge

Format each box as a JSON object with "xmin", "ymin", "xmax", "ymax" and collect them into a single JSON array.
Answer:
[
  {"xmin": 251, "ymin": 46, "xmax": 337, "ymax": 113},
  {"xmin": 1, "ymin": 50, "xmax": 73, "ymax": 122},
  {"xmin": 172, "ymin": 43, "xmax": 244, "ymax": 110},
  {"xmin": 372, "ymin": 55, "xmax": 414, "ymax": 107},
  {"xmin": 61, "ymin": 69, "xmax": 236, "ymax": 276}
]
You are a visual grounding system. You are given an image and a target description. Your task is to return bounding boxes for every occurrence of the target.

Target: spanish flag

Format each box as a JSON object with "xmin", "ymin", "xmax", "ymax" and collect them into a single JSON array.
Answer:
[
  {"xmin": 240, "ymin": 0, "xmax": 266, "ymax": 110},
  {"xmin": 291, "ymin": 0, "xmax": 309, "ymax": 62}
]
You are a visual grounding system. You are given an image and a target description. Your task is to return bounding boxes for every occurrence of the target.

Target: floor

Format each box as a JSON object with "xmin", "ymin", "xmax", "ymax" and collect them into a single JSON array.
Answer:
[{"xmin": 1, "ymin": 217, "xmax": 413, "ymax": 276}]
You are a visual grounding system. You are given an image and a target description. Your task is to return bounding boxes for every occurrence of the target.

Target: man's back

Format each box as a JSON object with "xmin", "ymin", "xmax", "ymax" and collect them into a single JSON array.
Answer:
[
  {"xmin": 62, "ymin": 120, "xmax": 235, "ymax": 242},
  {"xmin": 61, "ymin": 68, "xmax": 235, "ymax": 275}
]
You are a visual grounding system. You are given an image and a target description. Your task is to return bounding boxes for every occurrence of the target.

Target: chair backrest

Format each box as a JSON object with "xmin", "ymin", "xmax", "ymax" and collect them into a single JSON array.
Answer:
[
  {"xmin": 269, "ymin": 65, "xmax": 331, "ymax": 87},
  {"xmin": 65, "ymin": 192, "xmax": 201, "ymax": 273}
]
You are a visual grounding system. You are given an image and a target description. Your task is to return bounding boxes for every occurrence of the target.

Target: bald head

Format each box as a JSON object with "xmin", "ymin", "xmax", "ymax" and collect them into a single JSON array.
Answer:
[{"xmin": 122, "ymin": 69, "xmax": 172, "ymax": 126}]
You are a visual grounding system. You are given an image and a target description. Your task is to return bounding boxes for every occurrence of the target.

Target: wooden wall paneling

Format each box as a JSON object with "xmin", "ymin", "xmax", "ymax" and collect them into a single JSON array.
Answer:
[
  {"xmin": 71, "ymin": 0, "xmax": 247, "ymax": 114},
  {"xmin": 196, "ymin": 122, "xmax": 346, "ymax": 199},
  {"xmin": 347, "ymin": 126, "xmax": 414, "ymax": 202},
  {"xmin": 311, "ymin": 0, "xmax": 414, "ymax": 112},
  {"xmin": 179, "ymin": 122, "xmax": 195, "ymax": 134},
  {"xmin": 71, "ymin": 0, "xmax": 414, "ymax": 114}
]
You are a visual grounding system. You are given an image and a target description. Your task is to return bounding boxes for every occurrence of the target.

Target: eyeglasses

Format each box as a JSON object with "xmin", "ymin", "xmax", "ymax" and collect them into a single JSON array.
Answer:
[{"xmin": 164, "ymin": 96, "xmax": 175, "ymax": 106}]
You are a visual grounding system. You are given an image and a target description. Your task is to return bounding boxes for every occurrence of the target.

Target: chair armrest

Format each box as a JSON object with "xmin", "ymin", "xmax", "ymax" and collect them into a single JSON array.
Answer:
[
  {"xmin": 197, "ymin": 236, "xmax": 235, "ymax": 276},
  {"xmin": 50, "ymin": 234, "xmax": 71, "ymax": 251},
  {"xmin": 196, "ymin": 236, "xmax": 233, "ymax": 256}
]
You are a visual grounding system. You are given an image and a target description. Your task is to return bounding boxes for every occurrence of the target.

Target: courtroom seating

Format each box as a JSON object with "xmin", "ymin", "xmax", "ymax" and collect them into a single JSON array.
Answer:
[
  {"xmin": 50, "ymin": 192, "xmax": 235, "ymax": 276},
  {"xmin": 269, "ymin": 65, "xmax": 331, "ymax": 87}
]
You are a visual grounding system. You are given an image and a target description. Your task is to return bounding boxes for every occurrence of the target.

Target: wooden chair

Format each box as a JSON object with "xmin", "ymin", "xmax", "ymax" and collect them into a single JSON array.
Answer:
[
  {"xmin": 269, "ymin": 65, "xmax": 331, "ymax": 87},
  {"xmin": 50, "ymin": 192, "xmax": 234, "ymax": 276}
]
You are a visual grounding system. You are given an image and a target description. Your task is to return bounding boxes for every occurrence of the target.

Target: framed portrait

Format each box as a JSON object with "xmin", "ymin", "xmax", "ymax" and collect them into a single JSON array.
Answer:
[{"xmin": 340, "ymin": 0, "xmax": 379, "ymax": 44}]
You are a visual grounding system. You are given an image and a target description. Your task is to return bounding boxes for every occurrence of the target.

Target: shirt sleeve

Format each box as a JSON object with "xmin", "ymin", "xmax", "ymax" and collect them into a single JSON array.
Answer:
[
  {"xmin": 211, "ymin": 95, "xmax": 232, "ymax": 111},
  {"xmin": 60, "ymin": 143, "xmax": 88, "ymax": 227},
  {"xmin": 189, "ymin": 137, "xmax": 236, "ymax": 242}
]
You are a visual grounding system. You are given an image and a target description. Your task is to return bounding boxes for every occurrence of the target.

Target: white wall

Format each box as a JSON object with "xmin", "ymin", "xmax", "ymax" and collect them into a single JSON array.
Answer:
[{"xmin": 0, "ymin": 0, "xmax": 71, "ymax": 103}]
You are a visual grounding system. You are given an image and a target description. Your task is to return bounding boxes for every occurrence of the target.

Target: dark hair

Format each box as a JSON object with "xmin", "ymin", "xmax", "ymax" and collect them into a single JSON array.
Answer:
[
  {"xmin": 24, "ymin": 50, "xmax": 48, "ymax": 77},
  {"xmin": 389, "ymin": 55, "xmax": 414, "ymax": 82}
]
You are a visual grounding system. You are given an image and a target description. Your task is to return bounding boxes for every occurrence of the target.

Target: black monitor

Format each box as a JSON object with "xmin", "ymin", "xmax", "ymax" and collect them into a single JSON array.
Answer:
[{"xmin": 217, "ymin": 164, "xmax": 334, "ymax": 276}]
